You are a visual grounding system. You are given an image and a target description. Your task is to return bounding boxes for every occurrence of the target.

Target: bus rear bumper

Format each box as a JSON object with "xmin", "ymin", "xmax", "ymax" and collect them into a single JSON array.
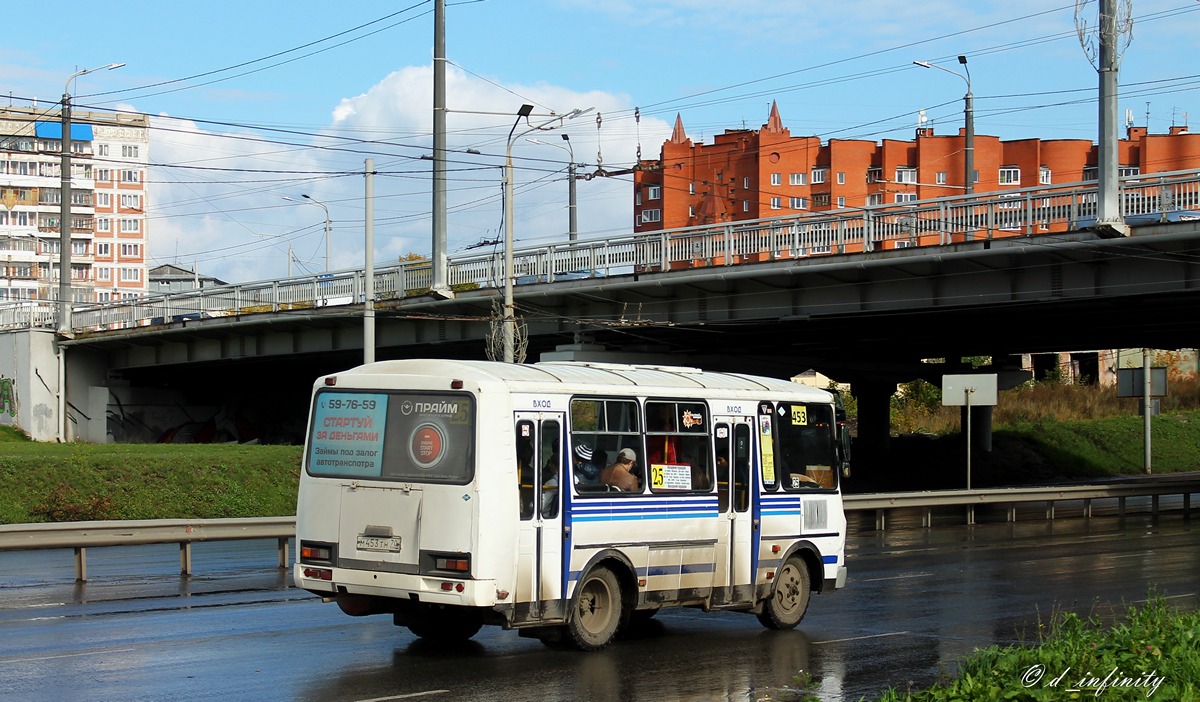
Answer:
[{"xmin": 294, "ymin": 564, "xmax": 498, "ymax": 607}]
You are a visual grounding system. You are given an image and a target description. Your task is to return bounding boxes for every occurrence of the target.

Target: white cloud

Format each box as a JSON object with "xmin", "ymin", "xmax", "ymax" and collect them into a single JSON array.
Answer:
[{"xmin": 148, "ymin": 65, "xmax": 666, "ymax": 284}]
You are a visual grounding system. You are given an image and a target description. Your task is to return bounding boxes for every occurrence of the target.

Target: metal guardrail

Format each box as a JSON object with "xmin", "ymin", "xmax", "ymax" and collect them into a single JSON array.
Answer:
[
  {"xmin": 843, "ymin": 477, "xmax": 1200, "ymax": 530},
  {"xmin": 0, "ymin": 479, "xmax": 1195, "ymax": 581},
  {"xmin": 3, "ymin": 169, "xmax": 1199, "ymax": 334},
  {"xmin": 0, "ymin": 516, "xmax": 294, "ymax": 581}
]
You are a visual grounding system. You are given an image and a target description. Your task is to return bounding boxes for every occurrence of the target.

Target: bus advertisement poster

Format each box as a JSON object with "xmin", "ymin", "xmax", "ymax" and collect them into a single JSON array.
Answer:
[{"xmin": 308, "ymin": 392, "xmax": 388, "ymax": 476}]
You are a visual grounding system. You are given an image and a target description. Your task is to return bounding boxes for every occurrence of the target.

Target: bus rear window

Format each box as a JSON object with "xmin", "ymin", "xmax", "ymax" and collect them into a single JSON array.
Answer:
[{"xmin": 307, "ymin": 390, "xmax": 475, "ymax": 484}]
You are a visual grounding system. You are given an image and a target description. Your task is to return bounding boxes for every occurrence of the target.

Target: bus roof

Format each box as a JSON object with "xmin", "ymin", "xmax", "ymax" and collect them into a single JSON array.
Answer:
[{"xmin": 325, "ymin": 359, "xmax": 832, "ymax": 401}]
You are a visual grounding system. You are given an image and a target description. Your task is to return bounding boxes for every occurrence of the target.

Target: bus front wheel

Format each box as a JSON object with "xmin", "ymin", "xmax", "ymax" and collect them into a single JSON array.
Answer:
[
  {"xmin": 568, "ymin": 566, "xmax": 623, "ymax": 651},
  {"xmin": 757, "ymin": 557, "xmax": 811, "ymax": 630}
]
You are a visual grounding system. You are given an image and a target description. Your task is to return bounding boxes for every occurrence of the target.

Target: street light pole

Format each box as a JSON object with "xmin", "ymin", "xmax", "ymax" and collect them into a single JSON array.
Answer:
[
  {"xmin": 503, "ymin": 104, "xmax": 534, "ymax": 364},
  {"xmin": 527, "ymin": 133, "xmax": 578, "ymax": 240},
  {"xmin": 58, "ymin": 62, "xmax": 123, "ymax": 335},
  {"xmin": 502, "ymin": 105, "xmax": 594, "ymax": 363},
  {"xmin": 914, "ymin": 56, "xmax": 974, "ymax": 195},
  {"xmin": 282, "ymin": 195, "xmax": 331, "ymax": 272}
]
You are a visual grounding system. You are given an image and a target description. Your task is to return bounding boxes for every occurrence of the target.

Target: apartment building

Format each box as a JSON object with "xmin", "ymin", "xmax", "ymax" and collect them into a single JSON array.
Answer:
[
  {"xmin": 0, "ymin": 106, "xmax": 149, "ymax": 303},
  {"xmin": 634, "ymin": 101, "xmax": 1200, "ymax": 232}
]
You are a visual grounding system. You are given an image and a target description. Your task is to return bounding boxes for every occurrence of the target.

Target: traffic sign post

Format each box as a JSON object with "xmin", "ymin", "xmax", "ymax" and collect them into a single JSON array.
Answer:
[
  {"xmin": 942, "ymin": 374, "xmax": 998, "ymax": 491},
  {"xmin": 1117, "ymin": 353, "xmax": 1168, "ymax": 475}
]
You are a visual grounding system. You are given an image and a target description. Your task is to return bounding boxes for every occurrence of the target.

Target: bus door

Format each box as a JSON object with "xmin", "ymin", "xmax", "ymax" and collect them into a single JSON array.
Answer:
[
  {"xmin": 712, "ymin": 417, "xmax": 755, "ymax": 604},
  {"xmin": 513, "ymin": 413, "xmax": 565, "ymax": 620}
]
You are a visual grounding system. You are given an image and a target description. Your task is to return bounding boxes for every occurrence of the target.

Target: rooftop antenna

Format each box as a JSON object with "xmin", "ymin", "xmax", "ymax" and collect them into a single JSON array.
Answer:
[{"xmin": 1145, "ymin": 101, "xmax": 1151, "ymax": 131}]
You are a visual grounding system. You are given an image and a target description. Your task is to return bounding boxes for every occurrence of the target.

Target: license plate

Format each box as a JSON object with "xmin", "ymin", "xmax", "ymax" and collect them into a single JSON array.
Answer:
[{"xmin": 357, "ymin": 536, "xmax": 402, "ymax": 552}]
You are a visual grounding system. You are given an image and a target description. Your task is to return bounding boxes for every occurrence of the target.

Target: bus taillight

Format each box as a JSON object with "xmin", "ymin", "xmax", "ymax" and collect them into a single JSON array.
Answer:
[
  {"xmin": 303, "ymin": 567, "xmax": 332, "ymax": 581},
  {"xmin": 435, "ymin": 557, "xmax": 470, "ymax": 572},
  {"xmin": 300, "ymin": 542, "xmax": 334, "ymax": 563}
]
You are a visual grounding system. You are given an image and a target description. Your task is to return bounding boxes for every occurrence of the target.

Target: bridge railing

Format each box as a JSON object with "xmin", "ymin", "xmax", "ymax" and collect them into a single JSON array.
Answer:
[{"xmin": 4, "ymin": 168, "xmax": 1199, "ymax": 334}]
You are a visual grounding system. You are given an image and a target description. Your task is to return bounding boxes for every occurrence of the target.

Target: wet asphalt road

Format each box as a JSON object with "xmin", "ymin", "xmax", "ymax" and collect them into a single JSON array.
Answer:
[{"xmin": 0, "ymin": 510, "xmax": 1196, "ymax": 701}]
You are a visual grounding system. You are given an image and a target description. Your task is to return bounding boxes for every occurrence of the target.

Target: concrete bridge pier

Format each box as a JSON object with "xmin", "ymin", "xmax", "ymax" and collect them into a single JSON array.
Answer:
[{"xmin": 850, "ymin": 380, "xmax": 895, "ymax": 477}]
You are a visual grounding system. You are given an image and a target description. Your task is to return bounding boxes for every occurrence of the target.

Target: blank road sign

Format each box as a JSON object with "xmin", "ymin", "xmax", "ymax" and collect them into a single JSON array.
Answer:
[
  {"xmin": 1117, "ymin": 368, "xmax": 1167, "ymax": 398},
  {"xmin": 941, "ymin": 374, "xmax": 998, "ymax": 406}
]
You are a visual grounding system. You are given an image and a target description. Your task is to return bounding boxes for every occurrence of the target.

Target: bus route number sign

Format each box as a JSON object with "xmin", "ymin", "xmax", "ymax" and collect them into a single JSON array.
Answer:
[{"xmin": 650, "ymin": 463, "xmax": 692, "ymax": 490}]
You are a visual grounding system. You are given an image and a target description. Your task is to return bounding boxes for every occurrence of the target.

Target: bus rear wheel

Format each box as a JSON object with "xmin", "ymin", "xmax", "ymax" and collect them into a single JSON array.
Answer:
[
  {"xmin": 757, "ymin": 557, "xmax": 811, "ymax": 630},
  {"xmin": 567, "ymin": 566, "xmax": 623, "ymax": 651}
]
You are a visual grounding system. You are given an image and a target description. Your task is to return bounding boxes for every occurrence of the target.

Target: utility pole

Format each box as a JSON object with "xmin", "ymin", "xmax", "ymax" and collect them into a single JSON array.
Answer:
[
  {"xmin": 57, "ymin": 91, "xmax": 73, "ymax": 335},
  {"xmin": 1080, "ymin": 0, "xmax": 1132, "ymax": 235},
  {"xmin": 430, "ymin": 0, "xmax": 453, "ymax": 298},
  {"xmin": 364, "ymin": 158, "xmax": 376, "ymax": 364},
  {"xmin": 565, "ymin": 135, "xmax": 578, "ymax": 240}
]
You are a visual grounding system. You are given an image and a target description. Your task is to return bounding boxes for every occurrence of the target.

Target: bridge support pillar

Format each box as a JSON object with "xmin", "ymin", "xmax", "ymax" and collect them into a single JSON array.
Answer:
[{"xmin": 853, "ymin": 381, "xmax": 894, "ymax": 475}]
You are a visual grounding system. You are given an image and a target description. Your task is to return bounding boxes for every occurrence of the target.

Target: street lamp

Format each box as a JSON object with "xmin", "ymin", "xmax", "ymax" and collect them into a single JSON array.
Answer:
[
  {"xmin": 58, "ymin": 62, "xmax": 123, "ymax": 335},
  {"xmin": 503, "ymin": 104, "xmax": 534, "ymax": 364},
  {"xmin": 282, "ymin": 194, "xmax": 331, "ymax": 272},
  {"xmin": 502, "ymin": 104, "xmax": 593, "ymax": 363},
  {"xmin": 527, "ymin": 134, "xmax": 578, "ymax": 241},
  {"xmin": 914, "ymin": 56, "xmax": 974, "ymax": 195}
]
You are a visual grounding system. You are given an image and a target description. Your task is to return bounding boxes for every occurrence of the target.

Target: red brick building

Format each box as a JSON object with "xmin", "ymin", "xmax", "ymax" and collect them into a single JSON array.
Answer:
[{"xmin": 633, "ymin": 101, "xmax": 1198, "ymax": 232}]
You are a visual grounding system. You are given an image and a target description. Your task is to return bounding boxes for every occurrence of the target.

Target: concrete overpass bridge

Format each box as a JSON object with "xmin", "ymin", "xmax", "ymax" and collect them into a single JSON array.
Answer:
[{"xmin": 2, "ymin": 169, "xmax": 1199, "ymax": 474}]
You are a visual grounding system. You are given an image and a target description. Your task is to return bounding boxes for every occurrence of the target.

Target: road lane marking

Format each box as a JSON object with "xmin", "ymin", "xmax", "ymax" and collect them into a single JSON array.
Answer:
[
  {"xmin": 856, "ymin": 572, "xmax": 932, "ymax": 582},
  {"xmin": 814, "ymin": 631, "xmax": 911, "ymax": 644},
  {"xmin": 5, "ymin": 647, "xmax": 137, "ymax": 662},
  {"xmin": 356, "ymin": 692, "xmax": 450, "ymax": 702}
]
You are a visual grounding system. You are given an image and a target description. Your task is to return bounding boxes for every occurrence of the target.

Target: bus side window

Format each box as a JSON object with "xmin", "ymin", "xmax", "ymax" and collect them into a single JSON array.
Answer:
[
  {"xmin": 734, "ymin": 423, "xmax": 751, "ymax": 511},
  {"xmin": 516, "ymin": 420, "xmax": 536, "ymax": 519}
]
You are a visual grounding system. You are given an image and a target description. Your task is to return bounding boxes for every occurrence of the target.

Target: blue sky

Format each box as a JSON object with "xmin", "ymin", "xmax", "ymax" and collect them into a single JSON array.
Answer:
[{"xmin": 3, "ymin": 1, "xmax": 1198, "ymax": 284}]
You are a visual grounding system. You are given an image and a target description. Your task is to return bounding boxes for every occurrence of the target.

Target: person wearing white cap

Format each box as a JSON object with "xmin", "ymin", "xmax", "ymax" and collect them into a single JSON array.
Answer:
[{"xmin": 600, "ymin": 448, "xmax": 640, "ymax": 492}]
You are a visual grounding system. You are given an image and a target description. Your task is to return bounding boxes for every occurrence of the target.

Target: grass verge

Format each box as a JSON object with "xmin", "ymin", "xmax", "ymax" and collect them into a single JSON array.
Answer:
[
  {"xmin": 0, "ymin": 442, "xmax": 301, "ymax": 524},
  {"xmin": 868, "ymin": 593, "xmax": 1199, "ymax": 701}
]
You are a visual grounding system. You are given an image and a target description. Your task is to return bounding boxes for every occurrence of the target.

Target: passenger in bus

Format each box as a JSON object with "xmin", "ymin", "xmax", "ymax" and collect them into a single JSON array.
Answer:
[
  {"xmin": 648, "ymin": 435, "xmax": 680, "ymax": 466},
  {"xmin": 541, "ymin": 451, "xmax": 560, "ymax": 516},
  {"xmin": 600, "ymin": 448, "xmax": 641, "ymax": 492},
  {"xmin": 573, "ymin": 443, "xmax": 601, "ymax": 488},
  {"xmin": 517, "ymin": 442, "xmax": 536, "ymax": 519}
]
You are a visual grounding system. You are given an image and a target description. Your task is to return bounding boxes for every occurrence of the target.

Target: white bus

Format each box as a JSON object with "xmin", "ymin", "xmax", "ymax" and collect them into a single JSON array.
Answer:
[{"xmin": 294, "ymin": 359, "xmax": 849, "ymax": 650}]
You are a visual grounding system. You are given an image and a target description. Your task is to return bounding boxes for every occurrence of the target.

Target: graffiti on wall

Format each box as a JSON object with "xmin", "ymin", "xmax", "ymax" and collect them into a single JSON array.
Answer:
[{"xmin": 0, "ymin": 375, "xmax": 17, "ymax": 417}]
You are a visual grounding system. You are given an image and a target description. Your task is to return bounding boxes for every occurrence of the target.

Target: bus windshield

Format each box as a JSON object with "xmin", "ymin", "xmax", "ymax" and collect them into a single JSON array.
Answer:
[
  {"xmin": 773, "ymin": 402, "xmax": 837, "ymax": 490},
  {"xmin": 306, "ymin": 390, "xmax": 475, "ymax": 484}
]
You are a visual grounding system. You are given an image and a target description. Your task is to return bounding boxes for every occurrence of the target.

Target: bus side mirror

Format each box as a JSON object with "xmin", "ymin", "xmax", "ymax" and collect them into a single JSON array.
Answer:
[{"xmin": 837, "ymin": 426, "xmax": 852, "ymax": 478}]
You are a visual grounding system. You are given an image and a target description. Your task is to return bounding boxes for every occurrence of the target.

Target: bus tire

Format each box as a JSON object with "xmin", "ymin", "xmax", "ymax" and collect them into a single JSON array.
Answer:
[
  {"xmin": 567, "ymin": 566, "xmax": 623, "ymax": 651},
  {"xmin": 756, "ymin": 557, "xmax": 811, "ymax": 630}
]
